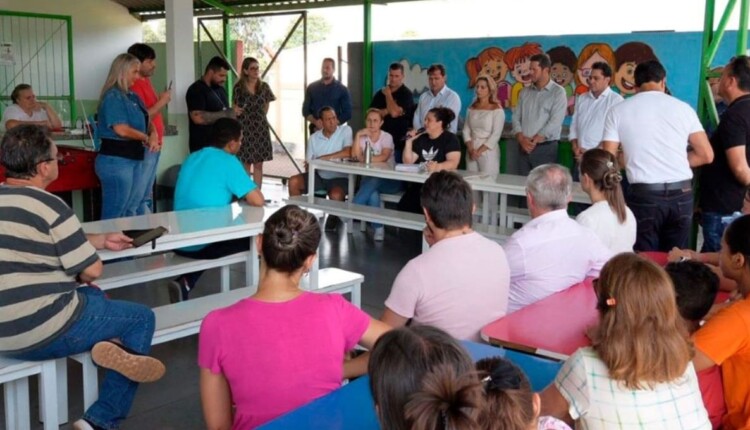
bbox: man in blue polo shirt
[168,118,264,302]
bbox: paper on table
[395,163,421,173]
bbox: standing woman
[463,75,504,177]
[576,148,636,253]
[397,107,461,213]
[95,53,158,219]
[233,57,276,189]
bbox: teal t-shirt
[174,146,256,250]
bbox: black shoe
[167,277,190,303]
[324,215,341,232]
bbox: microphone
[401,128,425,141]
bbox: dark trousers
[174,238,250,288]
[626,185,693,252]
[519,140,559,176]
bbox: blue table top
[259,341,562,430]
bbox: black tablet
[123,226,168,248]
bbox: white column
[165,0,194,114]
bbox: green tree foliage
[275,15,331,49]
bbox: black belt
[537,140,558,146]
[629,180,692,192]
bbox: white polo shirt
[601,91,704,184]
[307,125,352,179]
[2,104,49,130]
[569,87,624,151]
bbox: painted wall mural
[373,31,740,124]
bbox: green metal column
[739,0,749,55]
[362,0,373,120]
[223,16,234,101]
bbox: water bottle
[364,138,373,165]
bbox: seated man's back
[381,171,511,341]
[506,164,612,313]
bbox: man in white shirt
[288,106,352,202]
[505,164,612,313]
[381,171,510,341]
[601,60,714,251]
[569,62,624,181]
[512,54,568,175]
[413,64,461,133]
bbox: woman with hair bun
[540,253,710,428]
[198,205,389,429]
[576,148,636,253]
[369,325,485,430]
[476,357,570,430]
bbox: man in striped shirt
[0,125,165,430]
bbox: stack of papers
[395,164,422,173]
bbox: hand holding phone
[123,226,168,249]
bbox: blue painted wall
[372,31,744,122]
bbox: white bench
[0,357,59,430]
[72,268,364,410]
[98,251,254,292]
[287,196,514,246]
[505,206,531,228]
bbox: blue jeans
[131,150,160,215]
[353,177,403,229]
[626,187,693,252]
[10,287,155,430]
[700,212,728,252]
[96,154,143,219]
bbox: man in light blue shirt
[289,106,352,201]
[168,118,264,302]
[413,64,461,133]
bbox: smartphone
[168,80,173,90]
[123,226,168,248]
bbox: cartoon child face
[481,59,508,83]
[551,63,573,87]
[576,52,607,89]
[511,58,533,86]
[615,61,637,95]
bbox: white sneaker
[73,419,94,430]
[373,227,385,241]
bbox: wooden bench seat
[288,196,515,244]
[0,357,58,430]
[98,251,253,292]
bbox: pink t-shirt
[385,232,510,341]
[198,292,370,429]
[357,131,395,164]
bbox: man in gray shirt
[511,53,567,175]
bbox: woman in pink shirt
[199,205,390,429]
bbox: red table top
[481,278,598,360]
[482,252,731,361]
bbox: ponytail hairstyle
[260,205,321,273]
[475,357,535,430]
[580,148,627,224]
[369,326,485,430]
[428,107,456,131]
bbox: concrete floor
[0,179,423,430]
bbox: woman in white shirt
[576,148,636,253]
[2,84,62,130]
[539,253,711,429]
[462,75,504,177]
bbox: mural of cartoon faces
[613,42,658,96]
[466,47,511,107]
[574,43,616,95]
[551,62,574,88]
[504,42,543,107]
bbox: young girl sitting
[198,205,390,429]
[476,357,571,430]
[576,148,636,253]
[368,325,485,430]
[540,253,711,428]
[693,214,750,429]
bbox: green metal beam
[704,0,738,68]
[200,0,239,15]
[740,0,749,54]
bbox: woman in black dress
[397,106,462,213]
[233,57,276,189]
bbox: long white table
[82,203,272,287]
[308,159,589,225]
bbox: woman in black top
[398,107,461,213]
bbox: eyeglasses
[39,153,62,164]
[248,66,260,70]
